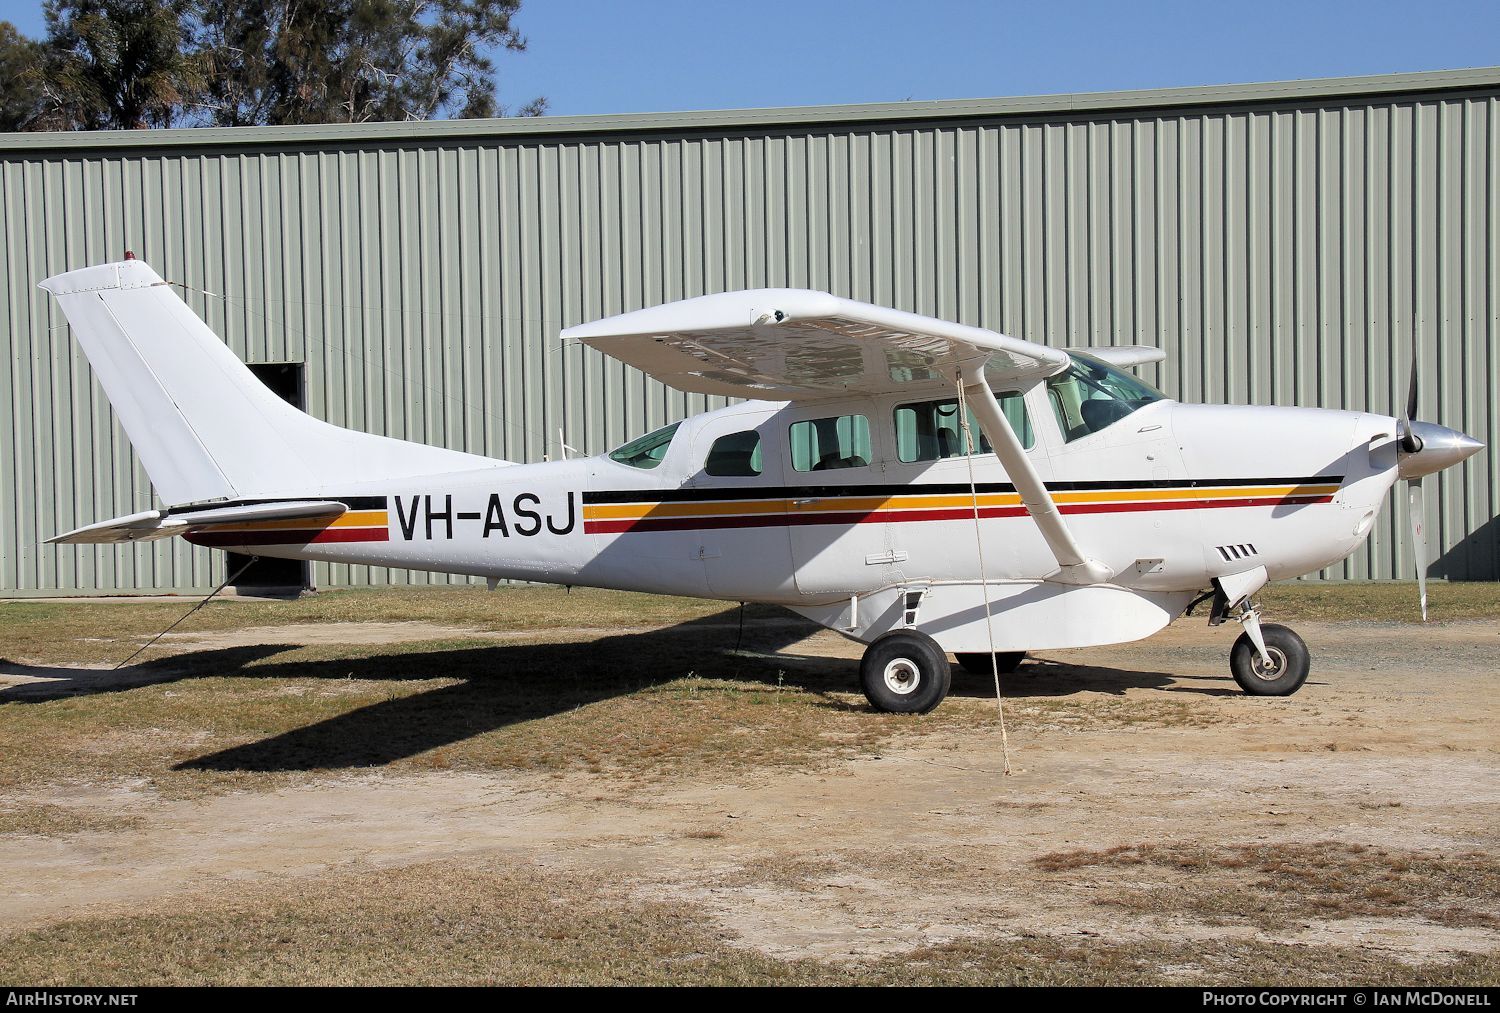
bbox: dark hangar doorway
[228,362,310,594]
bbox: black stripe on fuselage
[165,495,389,516]
[581,476,1344,505]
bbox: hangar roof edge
[3,66,1498,153]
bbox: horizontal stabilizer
[48,500,348,545]
[47,510,179,545]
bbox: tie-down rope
[955,378,1014,776]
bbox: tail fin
[40,260,506,507]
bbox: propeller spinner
[1392,355,1485,621]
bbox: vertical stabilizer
[40,260,507,507]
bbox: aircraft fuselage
[186,388,1404,652]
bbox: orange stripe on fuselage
[581,485,1339,523]
[187,510,388,533]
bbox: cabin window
[893,393,1033,462]
[789,415,871,472]
[704,430,763,476]
[608,422,680,469]
[1046,353,1166,442]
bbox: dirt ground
[1,602,1497,983]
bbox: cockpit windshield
[1046,353,1166,442]
[607,422,680,469]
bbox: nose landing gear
[1204,572,1311,696]
[1228,619,1310,695]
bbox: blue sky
[2,0,1497,116]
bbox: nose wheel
[1202,582,1312,697]
[1229,620,1310,695]
[859,630,952,713]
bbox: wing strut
[958,361,1115,586]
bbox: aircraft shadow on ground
[958,658,1245,699]
[0,606,1227,773]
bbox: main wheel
[1229,623,1310,696]
[954,651,1025,675]
[859,630,952,714]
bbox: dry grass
[0,645,1226,802]
[1001,693,1224,731]
[2,581,1492,670]
[0,583,1489,805]
[0,590,835,798]
[1,854,1492,986]
[0,858,819,987]
[1032,842,1500,931]
[3,585,1495,986]
[0,801,144,837]
[886,938,1499,987]
[0,587,738,667]
[1,586,1235,802]
[1259,581,1500,623]
[0,627,968,800]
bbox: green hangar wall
[1,68,1496,594]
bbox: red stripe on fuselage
[1061,494,1335,515]
[581,494,1334,535]
[185,527,390,547]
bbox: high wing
[563,289,1070,400]
[571,289,1114,585]
[48,500,348,545]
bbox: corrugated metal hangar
[1,67,1496,595]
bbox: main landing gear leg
[1209,587,1310,697]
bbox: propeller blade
[1406,348,1419,423]
[1409,477,1428,622]
[1398,349,1423,454]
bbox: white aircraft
[40,259,1483,713]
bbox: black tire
[860,630,952,714]
[1229,623,1310,696]
[954,651,1025,675]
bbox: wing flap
[48,500,348,544]
[565,290,1070,400]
